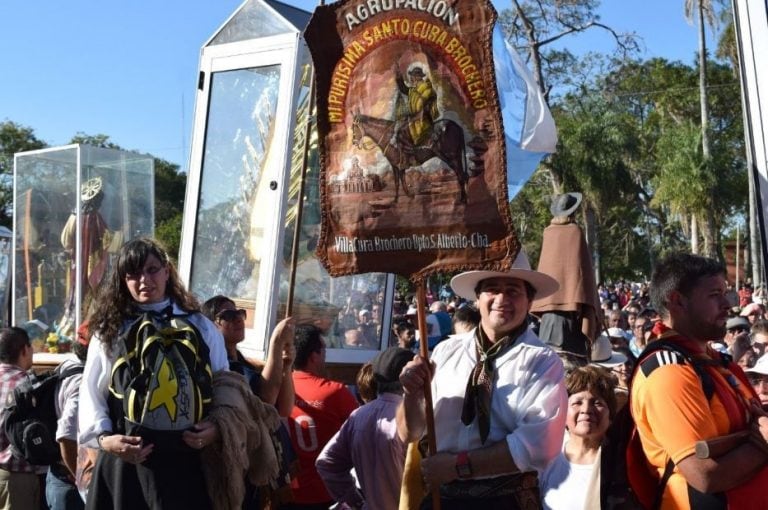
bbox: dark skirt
[420,472,542,510]
[86,444,211,510]
[537,311,590,357]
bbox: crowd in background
[5,236,768,510]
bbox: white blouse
[78,299,228,447]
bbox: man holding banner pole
[397,251,568,509]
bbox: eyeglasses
[216,309,246,322]
[727,327,748,334]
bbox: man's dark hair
[294,324,324,370]
[392,319,414,335]
[0,327,30,364]
[650,253,725,317]
[453,305,480,330]
[202,295,235,322]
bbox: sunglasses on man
[216,308,247,322]
[727,326,748,334]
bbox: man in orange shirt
[630,253,768,509]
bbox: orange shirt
[631,343,761,509]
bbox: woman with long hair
[78,237,228,509]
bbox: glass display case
[13,144,154,352]
[180,0,395,371]
[0,226,11,327]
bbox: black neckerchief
[461,321,527,444]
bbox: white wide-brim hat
[746,353,768,376]
[450,250,559,301]
[591,334,628,368]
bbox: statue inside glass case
[57,177,123,342]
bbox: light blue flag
[492,25,558,199]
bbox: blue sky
[0,0,715,168]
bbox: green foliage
[508,45,745,280]
[509,168,553,264]
[652,122,710,215]
[0,121,47,227]
[155,212,183,262]
[69,133,121,149]
[153,158,187,225]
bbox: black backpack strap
[652,460,675,510]
[56,363,84,381]
[638,340,716,400]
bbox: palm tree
[684,0,718,256]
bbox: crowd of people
[3,235,768,510]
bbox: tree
[499,0,639,193]
[153,158,187,258]
[69,133,121,149]
[716,8,763,285]
[0,121,47,227]
[685,0,718,256]
[602,56,743,261]
[548,95,644,280]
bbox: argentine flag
[493,25,557,199]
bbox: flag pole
[416,280,441,510]
[285,66,316,318]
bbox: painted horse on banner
[351,113,469,204]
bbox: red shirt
[739,288,753,308]
[287,370,358,504]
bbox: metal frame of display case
[179,0,396,372]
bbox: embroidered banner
[304,0,519,279]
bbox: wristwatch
[455,451,472,479]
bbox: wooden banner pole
[285,68,317,318]
[416,280,441,510]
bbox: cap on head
[372,347,415,385]
[726,317,750,331]
[449,250,559,301]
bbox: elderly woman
[78,238,229,509]
[541,365,618,510]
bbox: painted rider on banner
[304,0,528,279]
[393,64,441,151]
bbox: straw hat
[450,250,559,301]
[591,334,628,368]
